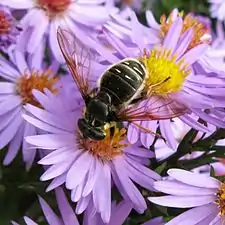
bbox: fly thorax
[86,93,111,125]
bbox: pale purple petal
[0,0,35,9]
[166,203,218,225]
[0,96,21,116]
[154,180,217,196]
[66,151,93,189]
[38,196,62,225]
[47,173,67,192]
[55,187,79,225]
[3,122,25,165]
[25,134,75,150]
[38,146,76,165]
[24,217,38,225]
[167,169,220,188]
[41,158,75,181]
[113,157,146,213]
[0,114,23,149]
[108,201,132,225]
[149,195,215,208]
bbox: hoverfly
[57,28,186,141]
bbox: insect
[57,28,187,141]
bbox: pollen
[140,48,191,96]
[79,127,128,161]
[0,10,11,34]
[160,11,211,50]
[37,0,71,18]
[216,183,225,216]
[16,69,59,107]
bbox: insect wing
[117,96,188,122]
[57,28,93,101]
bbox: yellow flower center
[79,127,128,161]
[216,183,225,216]
[0,10,11,34]
[160,11,211,50]
[16,69,59,107]
[37,0,71,18]
[140,48,191,96]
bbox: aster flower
[0,0,116,62]
[0,46,62,168]
[0,5,21,51]
[12,187,133,225]
[22,83,160,223]
[149,169,225,225]
[94,9,225,149]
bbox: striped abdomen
[99,59,146,106]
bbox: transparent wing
[117,96,188,122]
[57,27,94,101]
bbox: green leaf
[155,162,167,175]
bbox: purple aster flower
[12,187,133,225]
[22,83,161,223]
[94,9,225,149]
[0,46,62,168]
[149,169,225,225]
[0,0,116,62]
[0,5,21,51]
[209,0,225,21]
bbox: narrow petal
[41,159,74,181]
[0,0,34,9]
[108,201,133,225]
[0,83,16,94]
[24,217,38,225]
[27,11,48,53]
[166,203,218,225]
[38,146,76,165]
[47,173,67,192]
[0,96,21,116]
[66,151,93,189]
[25,134,75,150]
[0,114,23,149]
[163,17,183,51]
[14,51,29,74]
[38,196,62,225]
[154,180,217,196]
[168,169,220,188]
[55,187,79,225]
[113,157,147,213]
[24,104,75,132]
[3,123,24,165]
[148,195,215,208]
[182,44,208,65]
[93,163,111,223]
